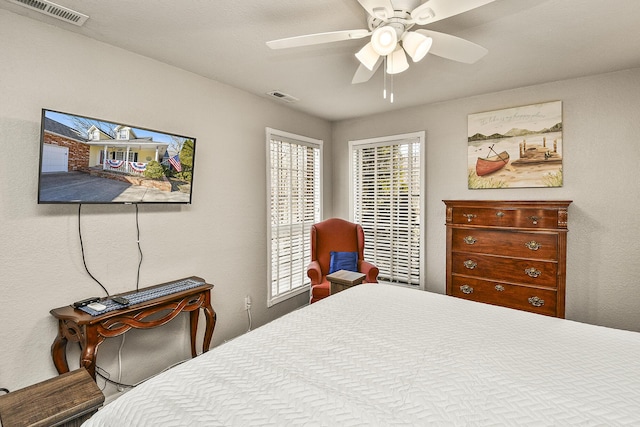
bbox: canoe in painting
[476,151,509,176]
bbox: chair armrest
[307,260,323,285]
[360,261,379,283]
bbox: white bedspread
[84,284,640,426]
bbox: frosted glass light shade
[371,26,397,56]
[387,47,409,74]
[402,32,433,62]
[355,42,380,71]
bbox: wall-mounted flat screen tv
[38,109,196,204]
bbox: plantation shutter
[267,128,322,305]
[351,134,423,286]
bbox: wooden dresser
[444,200,571,317]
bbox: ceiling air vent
[7,0,89,26]
[267,91,299,103]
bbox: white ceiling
[3,0,640,121]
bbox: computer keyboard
[79,277,206,316]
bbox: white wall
[0,10,331,395]
[333,68,640,333]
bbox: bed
[84,284,640,426]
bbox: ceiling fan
[267,0,495,85]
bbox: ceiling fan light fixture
[355,42,380,71]
[371,26,398,56]
[386,47,409,75]
[402,32,433,62]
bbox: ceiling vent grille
[267,91,299,103]
[7,0,89,26]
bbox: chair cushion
[329,251,358,274]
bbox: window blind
[267,129,322,305]
[351,135,422,286]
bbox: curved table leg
[189,309,199,357]
[189,299,217,356]
[80,327,101,379]
[202,305,216,354]
[51,321,70,374]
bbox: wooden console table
[50,277,216,380]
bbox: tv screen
[38,109,196,204]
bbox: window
[267,128,322,306]
[110,151,137,161]
[350,132,424,288]
[117,128,129,140]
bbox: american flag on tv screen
[169,154,182,172]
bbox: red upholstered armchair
[307,218,378,303]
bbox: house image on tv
[85,124,169,175]
[42,117,169,177]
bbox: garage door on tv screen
[38,109,196,204]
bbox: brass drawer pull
[460,285,474,294]
[464,260,478,270]
[494,284,505,292]
[525,241,541,251]
[528,296,545,307]
[528,215,540,225]
[463,213,477,223]
[525,267,541,278]
[463,236,477,245]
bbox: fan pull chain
[383,56,387,99]
[382,55,394,103]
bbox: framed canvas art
[468,101,563,189]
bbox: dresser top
[443,200,572,209]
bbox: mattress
[84,284,640,426]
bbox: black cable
[77,206,146,393]
[78,204,110,296]
[0,387,9,394]
[96,366,135,390]
[95,357,187,392]
[135,203,143,292]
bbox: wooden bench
[0,369,104,427]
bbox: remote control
[112,296,129,305]
[87,302,107,311]
[73,297,100,308]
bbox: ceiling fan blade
[266,29,370,50]
[416,30,488,63]
[411,0,495,25]
[352,58,383,84]
[357,0,394,20]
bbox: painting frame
[467,101,563,189]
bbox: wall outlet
[244,295,251,311]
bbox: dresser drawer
[450,206,559,229]
[451,252,557,287]
[451,228,558,260]
[451,276,557,316]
